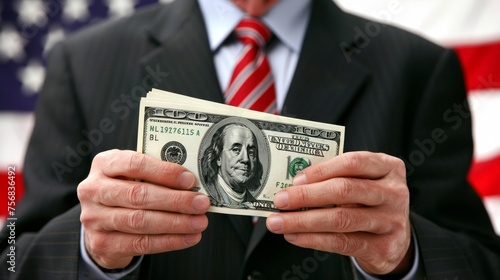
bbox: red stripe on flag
[469,155,500,197]
[0,170,25,217]
[454,41,500,92]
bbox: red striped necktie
[224,17,278,114]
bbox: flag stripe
[336,0,500,45]
[0,112,33,218]
[467,90,500,162]
[455,41,500,92]
[469,156,500,197]
[0,112,35,169]
[0,170,25,218]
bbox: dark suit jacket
[1,0,500,279]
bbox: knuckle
[333,209,351,231]
[378,216,394,234]
[393,216,409,234]
[169,192,185,211]
[336,178,354,201]
[128,152,147,175]
[378,238,398,260]
[387,180,409,206]
[128,210,147,231]
[93,150,117,166]
[158,161,177,178]
[313,163,328,180]
[393,157,406,176]
[335,234,365,256]
[132,235,150,254]
[77,177,97,201]
[128,184,147,207]
[88,233,109,256]
[79,211,96,227]
[333,233,352,254]
[96,258,116,270]
[383,154,406,178]
[387,247,399,261]
[345,152,364,170]
[294,186,310,204]
[294,215,310,231]
[79,208,103,231]
[76,182,89,201]
[92,152,107,165]
[400,190,410,207]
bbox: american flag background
[1,0,499,234]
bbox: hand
[266,152,413,276]
[77,150,211,269]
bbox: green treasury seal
[289,157,310,178]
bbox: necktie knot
[235,17,272,48]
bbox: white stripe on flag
[468,90,500,162]
[484,196,500,236]
[0,112,35,169]
[335,0,500,46]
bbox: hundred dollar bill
[137,89,345,217]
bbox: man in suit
[201,122,263,208]
[1,0,500,279]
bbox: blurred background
[1,0,499,234]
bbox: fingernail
[190,215,207,230]
[178,171,195,188]
[292,173,307,185]
[274,191,289,208]
[284,234,296,242]
[184,233,201,245]
[192,194,210,212]
[267,215,283,231]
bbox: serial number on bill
[148,125,201,136]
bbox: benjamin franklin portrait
[199,117,269,208]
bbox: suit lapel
[283,0,370,124]
[245,217,268,260]
[139,0,223,103]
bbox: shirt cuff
[78,225,143,280]
[351,228,422,280]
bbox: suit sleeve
[0,205,81,280]
[406,48,500,279]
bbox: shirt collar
[217,174,246,203]
[197,0,312,53]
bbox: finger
[266,207,392,235]
[281,231,411,275]
[92,150,196,190]
[85,207,209,235]
[86,230,202,269]
[275,177,388,210]
[293,152,405,185]
[280,231,373,258]
[94,177,210,214]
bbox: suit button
[247,270,263,280]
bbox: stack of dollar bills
[137,89,345,217]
